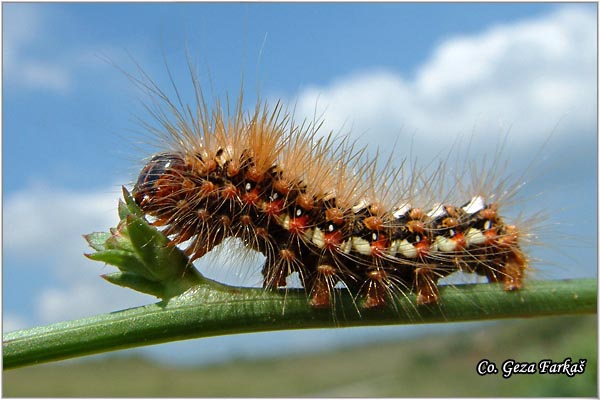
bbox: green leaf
[121,186,145,217]
[83,232,112,251]
[101,272,167,298]
[85,250,151,277]
[104,224,135,252]
[125,215,191,281]
[85,189,206,300]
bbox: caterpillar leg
[309,264,338,308]
[363,267,390,308]
[261,248,299,289]
[500,247,527,291]
[414,265,441,305]
[482,224,527,291]
[498,225,527,291]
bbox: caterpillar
[130,68,529,310]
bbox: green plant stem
[3,278,596,369]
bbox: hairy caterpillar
[130,66,529,309]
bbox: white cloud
[3,4,73,93]
[2,4,41,57]
[293,6,596,157]
[2,4,128,94]
[19,62,71,92]
[4,183,120,258]
[36,282,150,325]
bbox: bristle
[130,65,533,312]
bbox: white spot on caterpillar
[279,214,291,230]
[388,239,399,256]
[216,150,228,166]
[341,239,352,254]
[352,198,369,214]
[465,228,486,246]
[463,195,485,214]
[352,236,371,255]
[434,235,456,252]
[302,228,313,243]
[392,203,411,219]
[392,239,417,259]
[312,227,325,249]
[427,203,445,218]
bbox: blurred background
[3,2,597,396]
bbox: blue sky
[3,3,597,365]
